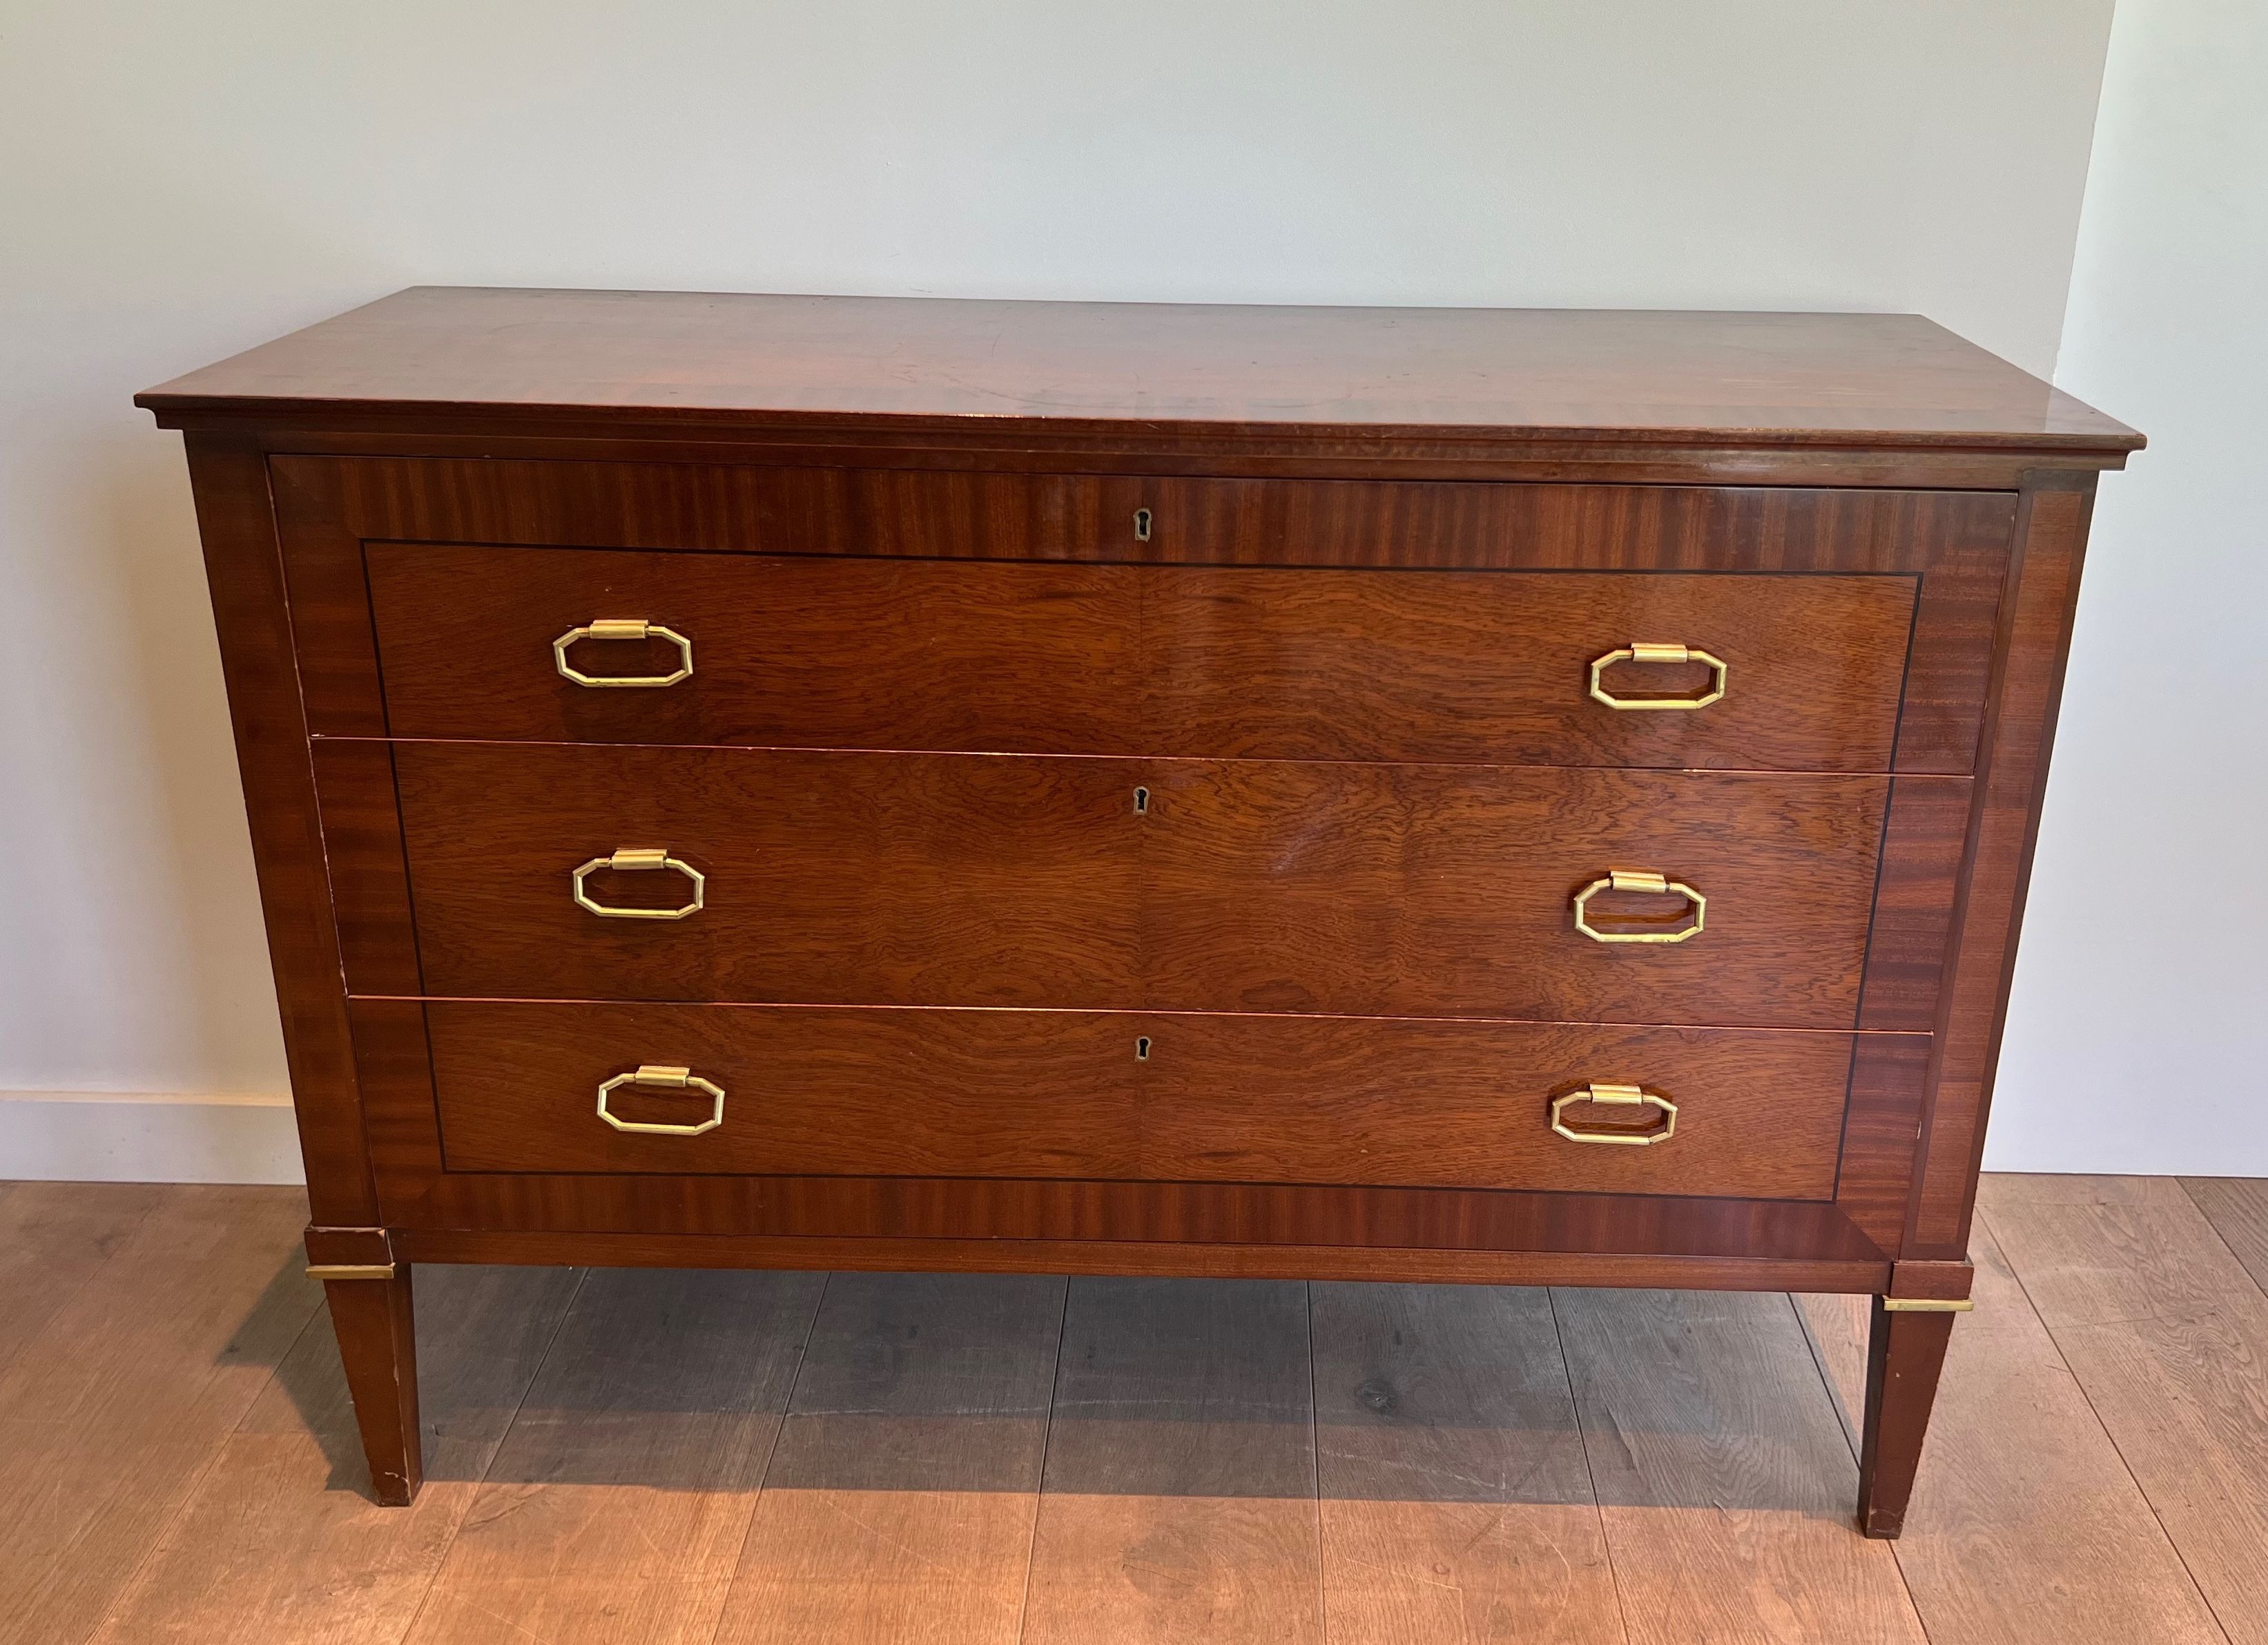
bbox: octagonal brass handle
[1551,1081,1678,1146]
[554,619,693,688]
[597,1065,725,1136]
[572,848,705,921]
[1589,643,1726,710]
[1573,869,1706,944]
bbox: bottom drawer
[429,1002,1861,1201]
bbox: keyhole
[1133,786,1150,814]
[1135,1036,1152,1061]
[1133,508,1153,543]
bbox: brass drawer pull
[572,847,705,920]
[553,619,694,688]
[1573,869,1705,944]
[1551,1081,1678,1146]
[1589,643,1727,711]
[597,1065,725,1136]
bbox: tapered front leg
[1857,1296,1958,1537]
[319,1263,423,1505]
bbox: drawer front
[369,544,1144,758]
[396,742,1142,1009]
[394,744,1886,1028]
[1142,761,1887,1027]
[428,1001,1861,1200]
[368,543,1915,771]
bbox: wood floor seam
[1789,1289,1863,1460]
[389,1264,590,1645]
[1302,1280,1329,1645]
[705,1269,831,1645]
[739,1267,831,1497]
[78,1376,260,1645]
[1790,1284,1978,1645]
[2178,1177,2268,1307]
[43,1189,329,1645]
[1789,1275,1950,1645]
[1975,1198,2240,1645]
[1011,1273,1072,1645]
[0,1186,166,1389]
[1543,1285,1635,1645]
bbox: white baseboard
[0,1090,304,1184]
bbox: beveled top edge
[138,285,2143,456]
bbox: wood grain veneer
[367,543,1918,771]
[182,440,378,1227]
[424,1000,1866,1200]
[282,459,2013,772]
[139,288,2138,459]
[385,741,1894,1027]
[1139,758,1890,1026]
[144,289,2138,1536]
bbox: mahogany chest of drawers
[140,288,2140,1535]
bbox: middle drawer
[389,742,1888,1029]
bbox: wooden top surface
[138,285,2139,454]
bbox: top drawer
[365,544,1919,771]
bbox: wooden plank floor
[3,1177,2265,1644]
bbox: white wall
[0,2,2139,1176]
[1987,0,2268,1174]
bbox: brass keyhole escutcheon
[1133,786,1150,814]
[1133,507,1154,542]
[1135,1036,1152,1061]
